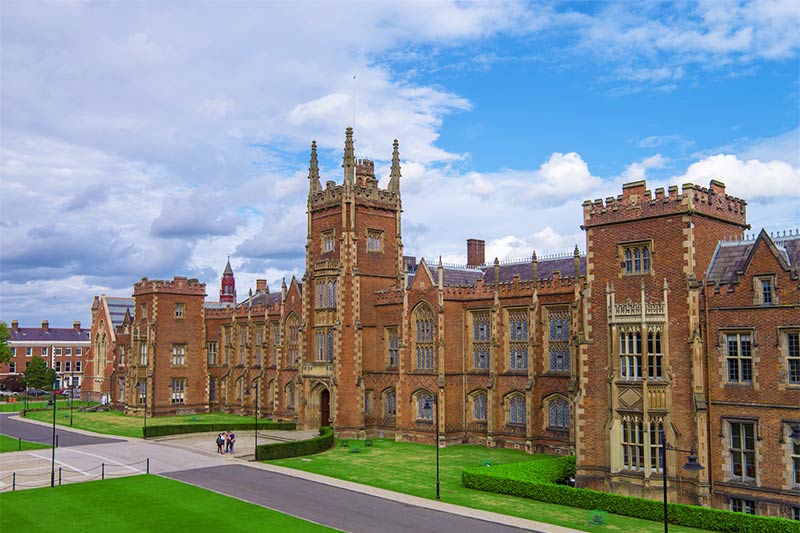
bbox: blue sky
[1,0,798,327]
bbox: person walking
[224,431,231,453]
[228,430,236,454]
[216,433,224,454]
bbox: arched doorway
[320,389,330,427]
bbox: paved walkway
[0,414,581,533]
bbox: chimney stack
[256,279,267,292]
[73,321,81,331]
[41,320,49,332]
[11,320,19,332]
[467,239,485,267]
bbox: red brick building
[1,320,90,391]
[86,129,798,518]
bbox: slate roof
[106,297,135,328]
[10,326,90,343]
[237,291,282,308]
[706,232,799,285]
[204,302,231,310]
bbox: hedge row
[143,421,295,438]
[462,466,799,533]
[256,426,334,460]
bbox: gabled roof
[706,230,798,286]
[106,297,135,328]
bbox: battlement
[134,276,207,296]
[309,178,399,208]
[583,180,747,228]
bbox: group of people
[215,431,236,454]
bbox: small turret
[308,140,321,196]
[388,139,401,193]
[343,127,355,187]
[220,256,236,304]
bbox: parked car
[0,390,19,397]
[26,389,49,396]
[61,389,80,398]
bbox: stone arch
[306,381,331,429]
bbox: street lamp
[254,381,260,451]
[139,376,149,438]
[423,393,440,500]
[69,364,75,427]
[659,429,704,533]
[50,389,57,488]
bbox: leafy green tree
[24,357,56,391]
[0,321,12,365]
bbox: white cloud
[621,154,667,182]
[674,154,800,198]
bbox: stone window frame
[285,381,296,410]
[779,328,800,386]
[619,326,643,380]
[285,314,300,367]
[646,328,664,380]
[170,378,186,404]
[648,417,664,474]
[620,415,645,472]
[469,310,491,371]
[235,376,244,401]
[208,377,217,403]
[271,321,281,365]
[137,380,146,405]
[545,306,570,373]
[321,229,335,254]
[545,394,570,431]
[75,361,82,372]
[55,361,62,372]
[618,240,653,276]
[138,343,147,366]
[753,274,777,305]
[315,278,338,309]
[782,423,800,489]
[382,387,396,418]
[366,229,383,253]
[506,308,529,371]
[207,341,217,365]
[314,327,334,362]
[364,389,373,416]
[729,497,756,515]
[413,303,435,371]
[171,344,186,366]
[41,347,48,356]
[25,347,33,356]
[413,389,435,421]
[469,389,487,422]
[65,360,71,372]
[723,418,759,484]
[8,361,15,373]
[385,326,399,368]
[174,302,185,319]
[724,331,754,384]
[504,391,526,427]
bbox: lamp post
[423,394,440,500]
[69,364,75,427]
[254,381,260,452]
[50,389,57,487]
[140,376,149,438]
[659,429,704,533]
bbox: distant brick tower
[300,129,405,437]
[220,257,236,304]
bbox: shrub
[256,426,334,460]
[462,465,799,533]
[143,421,295,438]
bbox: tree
[24,357,56,391]
[0,321,11,365]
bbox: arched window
[507,393,526,426]
[414,304,435,370]
[470,391,487,421]
[547,395,570,429]
[235,377,244,401]
[286,314,299,366]
[415,390,434,421]
[285,382,296,410]
[382,388,396,418]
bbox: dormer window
[754,275,776,305]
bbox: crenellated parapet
[583,179,747,229]
[134,276,206,296]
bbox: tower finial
[388,139,401,193]
[343,127,355,187]
[308,140,321,195]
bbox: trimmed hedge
[143,421,295,438]
[462,464,800,533]
[256,426,334,460]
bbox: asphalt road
[165,464,531,533]
[0,412,122,447]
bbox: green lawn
[0,434,50,453]
[22,408,267,438]
[0,399,93,412]
[270,439,712,533]
[0,474,334,532]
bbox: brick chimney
[11,320,18,332]
[467,239,485,267]
[256,279,267,291]
[73,321,81,331]
[41,320,49,332]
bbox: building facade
[85,129,799,518]
[1,320,90,390]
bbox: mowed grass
[0,474,334,532]
[23,408,266,438]
[0,434,50,453]
[270,439,712,533]
[0,399,92,412]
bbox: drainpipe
[703,284,714,503]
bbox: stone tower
[301,128,405,437]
